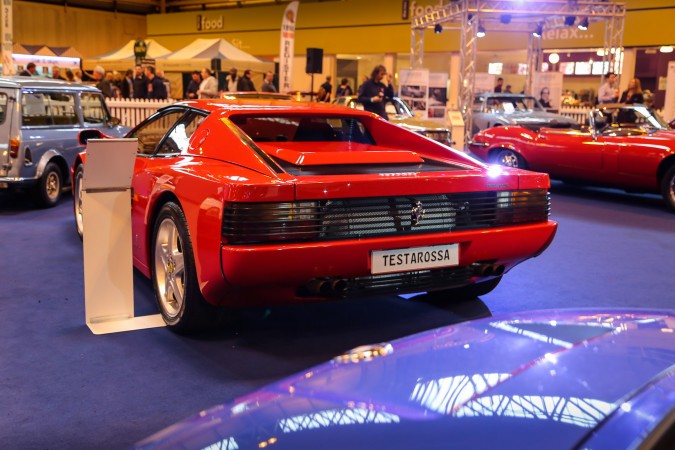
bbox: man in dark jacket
[93,65,114,98]
[145,66,167,99]
[236,69,256,91]
[357,65,394,119]
[132,65,148,99]
[20,62,36,77]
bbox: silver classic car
[472,93,578,135]
[334,95,453,146]
[0,77,128,207]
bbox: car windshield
[593,106,671,132]
[229,114,376,144]
[477,96,545,114]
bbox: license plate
[371,244,459,275]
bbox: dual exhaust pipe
[306,278,348,298]
[473,263,505,277]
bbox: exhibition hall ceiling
[23,0,333,15]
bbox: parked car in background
[72,99,556,332]
[221,91,295,101]
[469,103,675,211]
[0,77,128,207]
[334,95,453,146]
[133,308,675,450]
[471,93,578,135]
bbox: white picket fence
[105,98,175,128]
[105,98,665,129]
[558,106,591,125]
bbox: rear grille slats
[222,190,550,244]
[346,267,475,297]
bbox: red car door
[532,129,605,181]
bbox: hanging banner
[664,61,675,122]
[1,0,14,75]
[278,1,299,94]
[399,68,430,118]
[428,72,448,121]
[533,72,564,112]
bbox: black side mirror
[79,129,106,145]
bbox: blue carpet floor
[1,181,673,449]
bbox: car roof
[167,98,376,116]
[0,76,101,92]
[476,93,534,98]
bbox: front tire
[661,165,675,212]
[34,161,62,208]
[152,202,216,333]
[493,148,527,169]
[73,165,84,239]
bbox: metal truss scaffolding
[411,0,626,146]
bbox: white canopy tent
[157,38,273,97]
[84,39,173,71]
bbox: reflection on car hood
[500,112,577,124]
[392,117,449,131]
[134,309,675,450]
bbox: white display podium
[447,110,465,151]
[82,139,165,334]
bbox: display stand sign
[428,72,449,121]
[533,71,564,112]
[82,139,165,335]
[664,61,675,123]
[399,68,430,118]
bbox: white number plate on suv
[371,244,459,275]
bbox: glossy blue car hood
[135,309,675,450]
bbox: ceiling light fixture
[578,17,589,30]
[434,23,443,34]
[477,24,486,38]
[533,23,543,38]
[660,45,674,53]
[564,16,576,26]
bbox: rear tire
[73,165,84,239]
[152,202,216,333]
[661,165,675,212]
[493,148,527,169]
[33,162,62,208]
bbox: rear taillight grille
[222,190,550,245]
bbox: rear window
[229,115,375,144]
[22,92,78,126]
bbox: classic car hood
[134,309,675,450]
[503,111,577,126]
[391,116,449,131]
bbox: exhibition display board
[82,139,164,335]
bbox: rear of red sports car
[112,100,557,332]
[183,104,556,304]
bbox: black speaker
[305,48,323,74]
[211,58,221,72]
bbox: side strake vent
[222,190,550,245]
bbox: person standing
[357,65,394,120]
[225,67,239,92]
[185,71,201,99]
[494,77,504,93]
[237,69,256,91]
[93,65,114,98]
[20,63,36,76]
[318,75,333,102]
[261,71,277,93]
[336,78,353,97]
[598,72,619,104]
[197,68,218,99]
[51,67,65,80]
[121,69,134,99]
[145,66,167,99]
[619,78,644,105]
[132,65,148,99]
